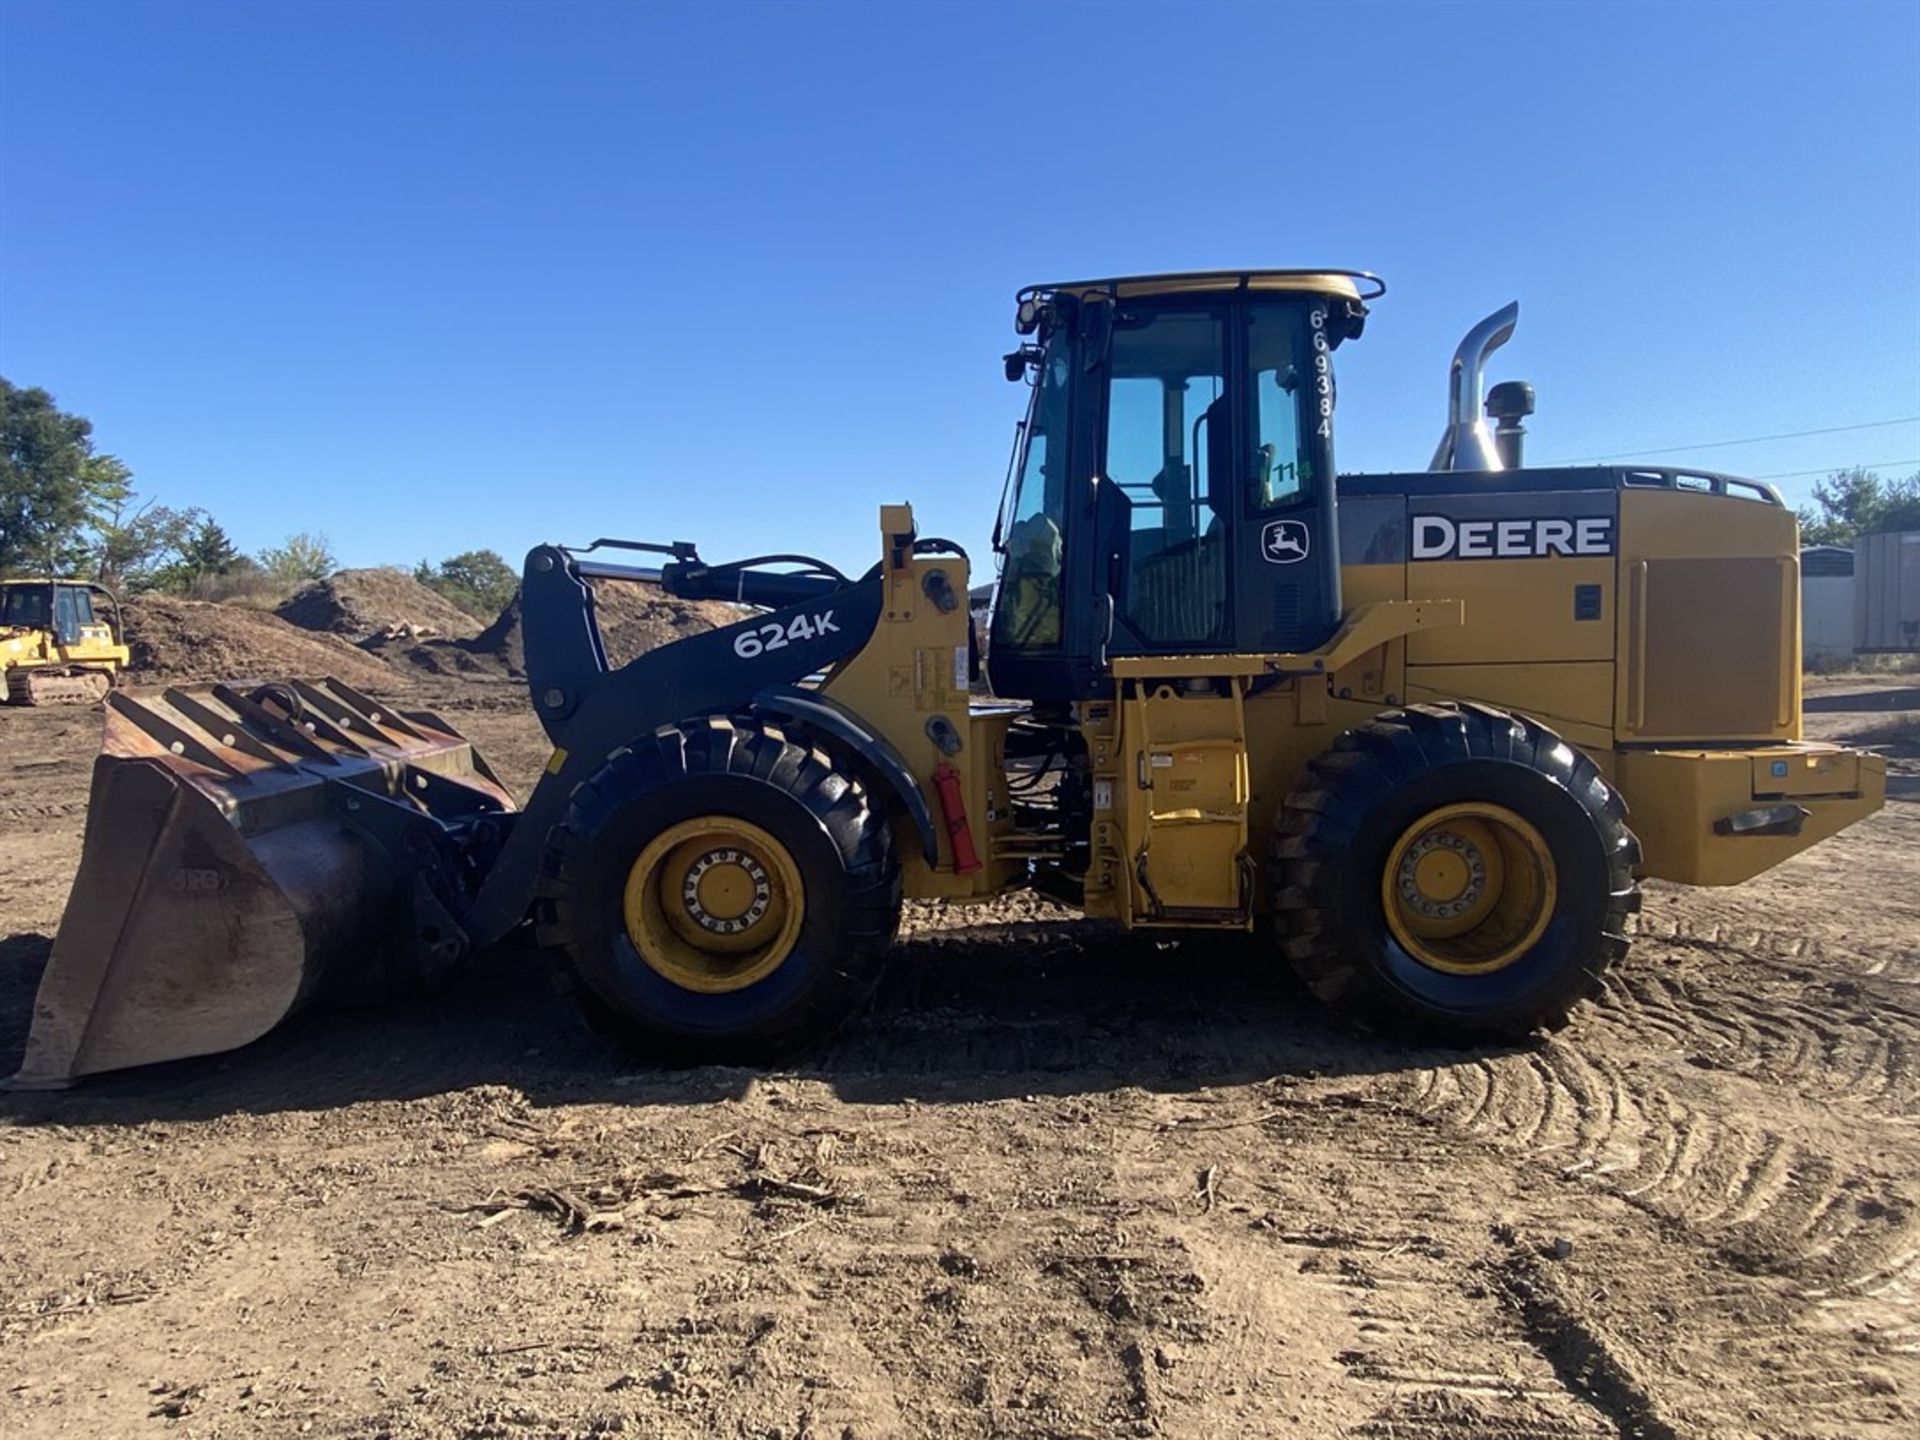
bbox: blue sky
[2,1,1916,577]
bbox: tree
[145,513,245,594]
[97,500,198,592]
[2,378,253,593]
[1797,468,1920,546]
[179,516,242,577]
[260,531,336,583]
[75,454,136,573]
[0,378,114,575]
[415,548,517,618]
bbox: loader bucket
[7,678,516,1089]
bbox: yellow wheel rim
[622,817,805,994]
[1381,802,1557,975]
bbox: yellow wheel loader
[1,578,129,706]
[9,270,1886,1088]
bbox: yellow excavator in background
[0,578,129,706]
[8,269,1887,1088]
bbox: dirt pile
[120,595,404,692]
[275,568,482,644]
[455,578,745,676]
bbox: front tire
[1270,703,1638,1039]
[539,718,902,1061]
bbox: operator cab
[988,270,1378,703]
[0,580,118,647]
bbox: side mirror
[1003,345,1043,383]
[1080,300,1112,372]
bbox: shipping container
[1854,529,1920,654]
[1801,544,1855,664]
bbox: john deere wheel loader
[10,270,1886,1088]
[1,578,129,706]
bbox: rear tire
[539,718,902,1061]
[1270,703,1638,1039]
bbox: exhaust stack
[1428,301,1519,472]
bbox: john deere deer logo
[1261,519,1310,565]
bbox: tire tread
[540,719,901,1060]
[1268,703,1639,1039]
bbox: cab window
[1249,306,1313,510]
[54,586,80,643]
[1103,308,1230,646]
[993,341,1073,650]
[2,586,52,629]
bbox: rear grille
[1632,557,1788,739]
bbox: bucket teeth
[8,678,517,1089]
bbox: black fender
[470,575,885,945]
[751,685,939,868]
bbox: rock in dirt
[275,568,483,645]
[120,595,406,693]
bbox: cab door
[1230,302,1343,654]
[1092,297,1345,660]
[53,585,83,649]
[1097,303,1236,655]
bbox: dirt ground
[1,674,1915,1440]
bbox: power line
[1751,458,1920,481]
[1547,416,1920,465]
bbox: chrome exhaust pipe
[1428,301,1519,472]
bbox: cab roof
[1020,268,1386,304]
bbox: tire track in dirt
[1509,1228,1914,1435]
[1633,911,1920,986]
[0,799,90,823]
[1485,1244,1685,1440]
[843,904,1919,1433]
[1599,968,1918,1112]
[1288,1230,1616,1440]
[1140,1100,1623,1439]
[1403,1043,1914,1295]
[1395,978,1918,1437]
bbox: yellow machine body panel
[955,474,1874,926]
[1072,603,1469,925]
[817,507,1019,901]
[1119,685,1250,922]
[1296,473,1868,894]
[1613,488,1799,744]
[1618,744,1884,885]
[1406,556,1616,665]
[11,628,130,671]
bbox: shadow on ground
[1804,685,1920,713]
[0,918,1497,1127]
